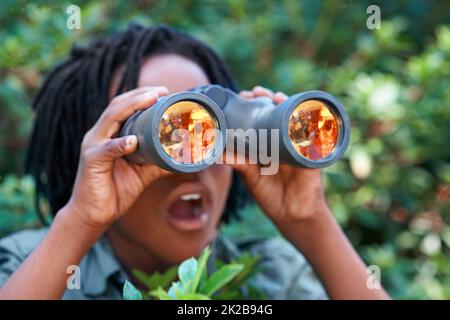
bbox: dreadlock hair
[26,23,250,225]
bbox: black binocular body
[119,85,350,173]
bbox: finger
[134,164,172,187]
[107,86,168,121]
[239,90,254,99]
[222,149,247,167]
[229,161,261,190]
[222,150,256,175]
[111,86,165,104]
[94,87,168,139]
[88,135,138,164]
[273,91,289,105]
[252,86,274,98]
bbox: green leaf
[149,286,172,300]
[202,264,244,297]
[168,281,185,299]
[178,257,197,283]
[198,263,208,293]
[178,257,197,293]
[132,266,177,291]
[192,246,211,293]
[230,253,261,285]
[122,280,143,300]
[180,293,211,300]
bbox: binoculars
[120,85,350,173]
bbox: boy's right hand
[64,86,170,232]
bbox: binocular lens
[159,101,218,164]
[288,99,339,161]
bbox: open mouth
[166,191,209,232]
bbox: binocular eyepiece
[120,85,350,173]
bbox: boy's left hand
[232,86,329,227]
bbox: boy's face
[107,54,233,271]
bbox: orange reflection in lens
[288,100,339,160]
[159,101,217,164]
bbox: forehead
[138,54,210,94]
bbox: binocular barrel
[119,85,350,173]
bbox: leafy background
[0,0,449,299]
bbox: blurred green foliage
[0,0,449,299]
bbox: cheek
[112,188,162,235]
[112,176,175,234]
[217,167,233,194]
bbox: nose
[173,172,202,183]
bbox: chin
[160,228,218,264]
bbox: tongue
[168,199,198,220]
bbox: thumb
[94,135,138,162]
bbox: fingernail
[139,91,158,101]
[275,92,288,100]
[126,135,137,147]
[154,86,169,94]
